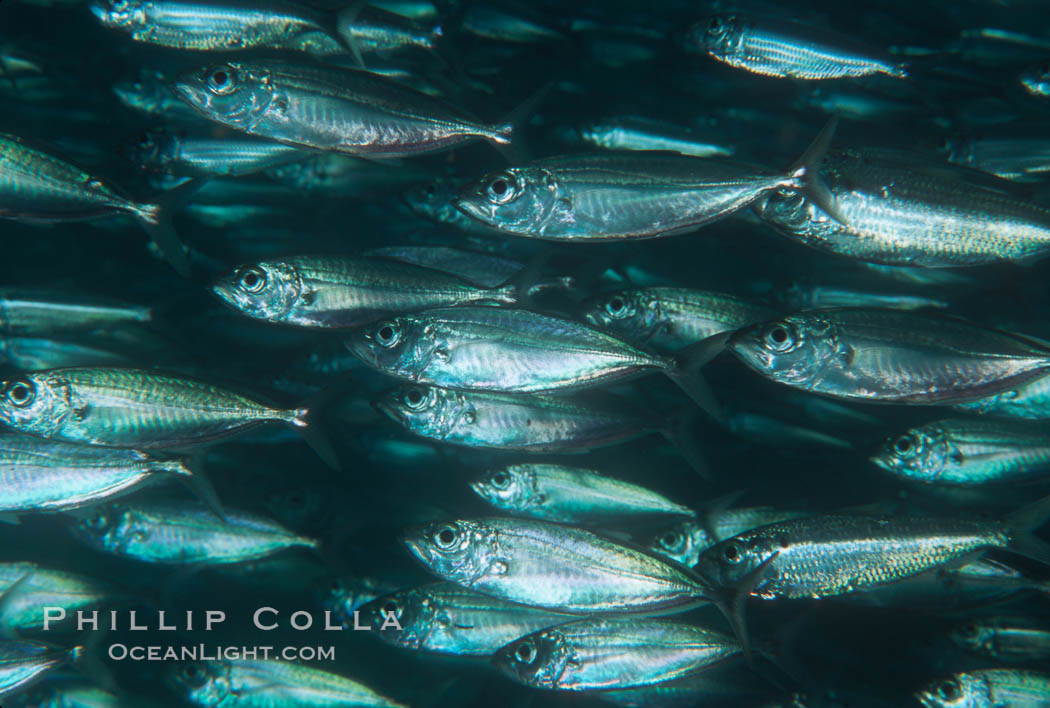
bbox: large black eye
[375,322,400,348]
[763,323,795,352]
[434,525,458,549]
[206,66,236,94]
[661,532,682,549]
[486,173,518,204]
[403,387,427,410]
[709,18,721,31]
[893,434,916,456]
[6,381,34,408]
[722,543,743,564]
[382,600,400,617]
[514,641,536,663]
[938,679,960,700]
[605,295,626,316]
[490,471,510,489]
[238,267,266,293]
[180,663,207,688]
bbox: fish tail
[665,335,731,424]
[786,115,847,226]
[132,193,191,278]
[1005,494,1050,566]
[485,81,553,157]
[167,455,227,523]
[280,406,311,428]
[491,251,551,305]
[333,5,368,68]
[888,62,910,79]
[284,406,342,470]
[661,409,712,480]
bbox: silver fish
[470,464,694,523]
[453,118,837,241]
[916,669,1050,708]
[726,308,1050,404]
[0,367,308,449]
[950,617,1050,663]
[132,128,308,178]
[173,61,519,157]
[754,148,1050,267]
[493,617,742,690]
[578,116,734,158]
[167,658,405,707]
[91,0,347,55]
[0,133,186,275]
[0,563,117,632]
[581,287,775,351]
[337,5,442,58]
[213,256,517,328]
[0,641,81,698]
[361,582,574,655]
[688,15,907,80]
[955,371,1050,419]
[0,434,194,512]
[402,517,709,615]
[941,134,1050,182]
[72,501,317,565]
[871,418,1050,486]
[0,289,150,335]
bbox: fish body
[754,148,1050,267]
[213,256,516,328]
[0,641,80,698]
[727,308,1050,404]
[0,367,307,448]
[0,289,150,335]
[493,617,742,690]
[168,658,405,707]
[454,152,800,241]
[402,517,708,614]
[174,61,512,157]
[91,0,345,55]
[689,15,907,80]
[470,464,694,523]
[361,582,574,655]
[72,501,317,564]
[0,434,191,512]
[872,418,1050,485]
[337,5,441,55]
[133,129,308,178]
[943,135,1050,182]
[374,385,672,453]
[956,372,1050,419]
[0,335,135,370]
[348,306,675,394]
[578,116,734,158]
[916,668,1050,708]
[582,287,775,351]
[950,617,1050,662]
[0,563,116,632]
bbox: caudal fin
[1005,494,1050,566]
[334,3,369,68]
[786,115,847,226]
[168,456,226,523]
[485,81,553,160]
[283,407,342,470]
[661,409,712,480]
[666,335,730,424]
[134,202,190,278]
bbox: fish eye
[661,531,682,549]
[513,640,536,664]
[382,600,400,617]
[433,524,459,549]
[206,66,237,95]
[763,323,796,352]
[422,183,437,197]
[111,0,128,9]
[375,322,401,348]
[960,623,978,638]
[938,679,961,700]
[892,434,917,456]
[485,173,518,204]
[709,18,721,31]
[722,543,743,564]
[237,266,267,293]
[490,470,511,489]
[605,295,627,317]
[403,387,427,410]
[180,662,208,688]
[5,380,34,408]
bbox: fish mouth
[88,1,111,23]
[170,81,207,112]
[451,196,490,224]
[345,335,378,368]
[210,283,243,310]
[371,394,400,423]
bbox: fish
[581,287,775,351]
[113,69,203,121]
[949,617,1050,662]
[0,133,187,275]
[452,117,840,241]
[493,617,743,691]
[692,497,1050,654]
[402,517,710,615]
[72,501,317,564]
[173,61,527,157]
[0,335,136,370]
[336,4,442,59]
[360,582,575,655]
[213,256,518,329]
[1019,62,1050,97]
[955,372,1050,419]
[0,563,117,632]
[577,116,735,157]
[725,308,1050,404]
[90,0,349,56]
[372,385,709,475]
[131,128,308,178]
[871,418,1050,486]
[0,289,150,335]
[753,148,1050,267]
[0,640,81,698]
[687,15,907,80]
[0,434,197,513]
[915,668,1050,708]
[167,658,405,707]
[646,505,811,568]
[316,574,399,627]
[940,134,1050,182]
[403,178,506,236]
[775,281,948,311]
[470,464,694,523]
[0,366,310,450]
[347,306,715,412]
